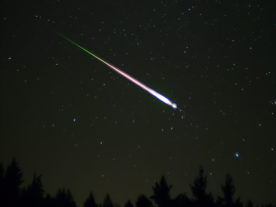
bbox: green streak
[57,33,104,63]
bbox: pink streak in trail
[101,60,152,92]
[97,56,177,109]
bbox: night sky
[1,0,275,206]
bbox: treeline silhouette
[0,159,274,207]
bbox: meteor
[58,33,177,109]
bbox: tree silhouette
[3,159,23,207]
[43,194,56,207]
[245,200,254,207]
[54,188,77,207]
[190,167,213,207]
[21,174,44,207]
[219,174,235,206]
[0,163,4,206]
[0,163,3,184]
[0,159,275,207]
[84,192,97,207]
[217,174,245,207]
[124,200,134,207]
[103,194,113,207]
[235,197,243,207]
[173,193,192,207]
[151,176,172,207]
[136,194,153,207]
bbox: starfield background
[0,0,275,207]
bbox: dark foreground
[0,159,274,207]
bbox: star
[234,152,240,158]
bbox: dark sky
[1,0,275,206]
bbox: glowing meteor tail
[149,89,177,109]
[58,33,177,109]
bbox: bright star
[234,152,240,158]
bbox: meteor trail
[58,33,177,109]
